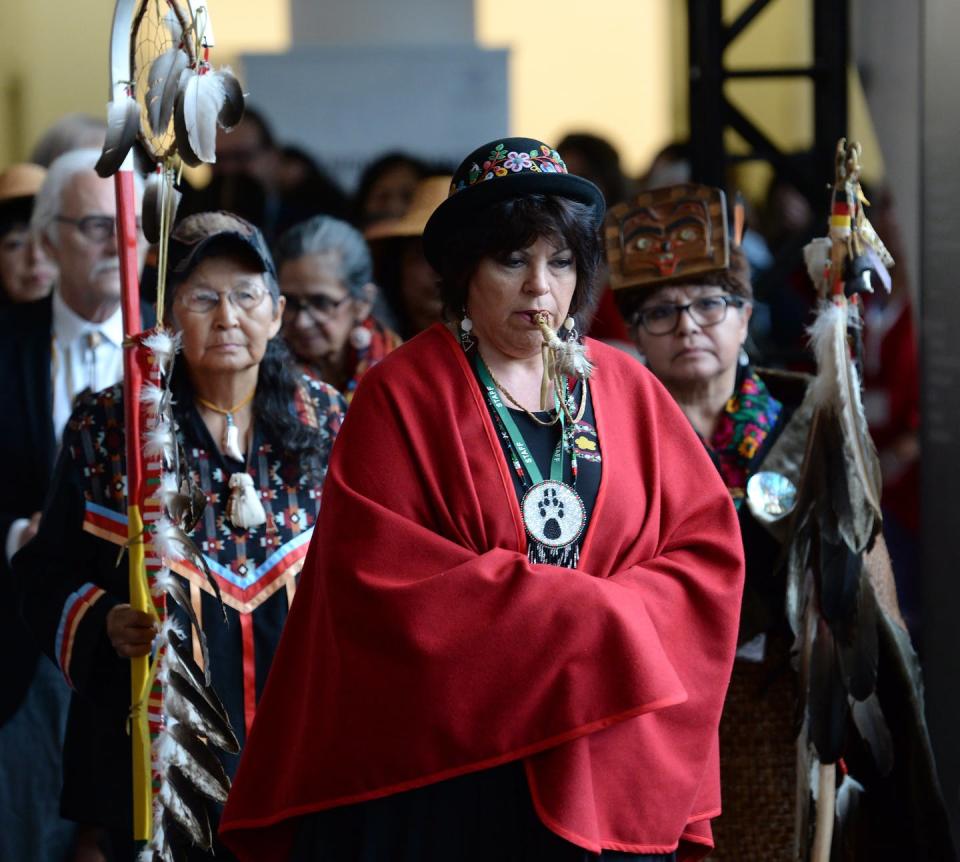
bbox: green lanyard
[475,354,565,485]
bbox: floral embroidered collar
[707,366,783,508]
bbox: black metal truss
[687,0,849,209]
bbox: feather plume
[159,764,212,849]
[157,721,231,803]
[850,693,894,776]
[142,172,182,245]
[803,238,832,294]
[140,382,166,413]
[152,517,223,607]
[164,481,207,534]
[834,770,866,858]
[161,809,194,860]
[818,533,860,625]
[144,421,176,465]
[157,613,186,646]
[162,667,239,753]
[559,338,595,379]
[835,575,879,702]
[147,47,189,136]
[808,620,849,763]
[154,568,210,682]
[143,330,180,382]
[174,68,224,165]
[143,330,180,365]
[807,302,882,551]
[214,67,245,130]
[166,629,210,693]
[95,95,140,178]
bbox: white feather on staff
[143,420,177,465]
[174,68,224,165]
[807,301,883,551]
[142,330,180,377]
[140,382,168,415]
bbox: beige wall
[0,0,882,195]
[476,0,676,177]
[0,0,290,168]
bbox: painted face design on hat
[605,184,729,291]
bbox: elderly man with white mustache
[0,146,145,862]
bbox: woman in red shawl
[220,138,744,862]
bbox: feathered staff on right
[788,139,895,860]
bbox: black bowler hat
[422,137,605,270]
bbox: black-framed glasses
[55,215,141,243]
[635,294,747,335]
[177,284,269,314]
[282,293,351,318]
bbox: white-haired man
[0,147,146,862]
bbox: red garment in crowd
[219,325,744,861]
[862,293,921,535]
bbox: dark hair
[556,132,627,205]
[370,235,416,338]
[239,106,276,151]
[0,197,33,238]
[352,152,429,225]
[172,335,325,478]
[434,194,602,325]
[275,146,350,227]
[615,245,753,323]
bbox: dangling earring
[459,309,474,350]
[738,345,750,367]
[349,319,373,351]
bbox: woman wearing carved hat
[607,183,950,860]
[15,212,345,859]
[0,163,57,304]
[220,139,744,862]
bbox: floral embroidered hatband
[451,143,568,194]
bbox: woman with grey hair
[276,214,401,401]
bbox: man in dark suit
[0,147,146,861]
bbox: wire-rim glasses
[176,284,269,314]
[634,294,747,335]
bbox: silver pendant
[521,480,586,550]
[746,471,798,523]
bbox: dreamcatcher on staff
[94,0,245,858]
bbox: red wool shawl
[220,325,744,861]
